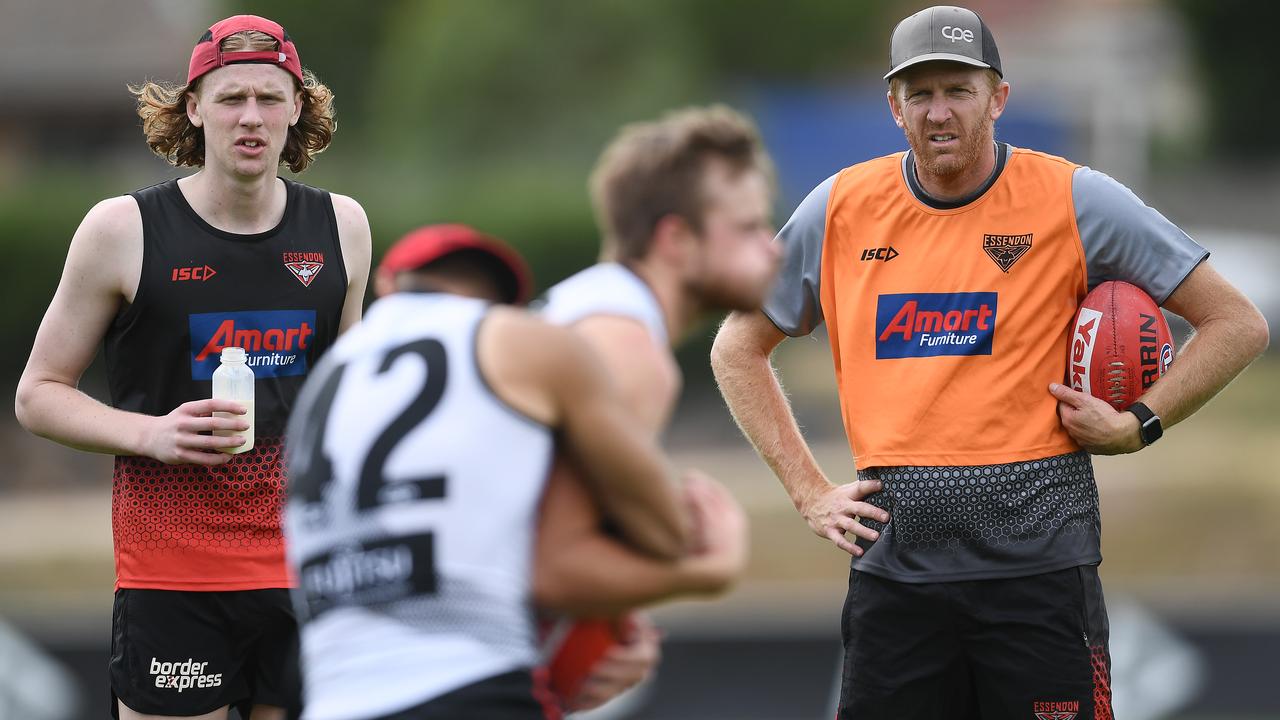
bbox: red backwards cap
[378,224,534,305]
[188,15,303,85]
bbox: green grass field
[2,357,1277,623]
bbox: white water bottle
[212,346,255,454]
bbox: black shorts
[367,669,560,720]
[109,588,301,718]
[838,565,1112,720]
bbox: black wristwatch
[1127,402,1163,446]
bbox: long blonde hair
[129,30,336,173]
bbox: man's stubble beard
[699,284,768,313]
[908,111,994,179]
[686,269,772,314]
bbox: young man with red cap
[15,14,371,720]
[284,224,725,719]
[712,5,1267,719]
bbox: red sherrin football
[1067,281,1175,410]
[545,616,633,702]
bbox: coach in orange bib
[711,5,1268,719]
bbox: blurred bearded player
[533,104,780,713]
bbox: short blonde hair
[589,105,774,262]
[129,30,336,173]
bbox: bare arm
[569,316,680,434]
[533,316,750,612]
[711,310,886,556]
[1052,261,1270,453]
[331,193,371,333]
[1139,261,1269,425]
[533,459,746,616]
[15,197,248,464]
[551,337,688,560]
[480,309,688,560]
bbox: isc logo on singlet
[188,309,316,380]
[875,292,998,359]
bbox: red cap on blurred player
[188,15,304,85]
[378,224,534,305]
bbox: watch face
[1140,416,1162,444]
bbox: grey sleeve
[761,174,837,336]
[1073,166,1209,304]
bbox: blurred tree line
[1171,0,1280,161]
[3,0,889,395]
[4,0,1267,398]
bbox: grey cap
[885,5,1002,81]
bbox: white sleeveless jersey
[539,262,667,343]
[284,293,553,720]
[536,263,669,669]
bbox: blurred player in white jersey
[285,224,743,719]
[533,104,781,712]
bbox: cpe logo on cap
[885,5,1003,80]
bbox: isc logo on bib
[189,310,316,380]
[875,292,998,359]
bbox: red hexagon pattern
[112,437,286,585]
[1091,643,1113,720]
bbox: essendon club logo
[874,292,997,359]
[283,251,325,287]
[1033,699,1079,720]
[982,233,1032,272]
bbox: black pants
[839,565,1112,720]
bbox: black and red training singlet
[104,178,347,591]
